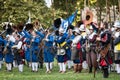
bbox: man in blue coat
[55,28,68,73]
[65,29,73,70]
[24,38,31,67]
[21,30,32,68]
[4,34,15,71]
[0,36,5,69]
[43,29,55,73]
[30,30,44,72]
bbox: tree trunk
[113,5,116,21]
[108,7,111,27]
[65,0,68,16]
[84,0,87,8]
[100,7,102,22]
[96,0,99,23]
[118,0,120,15]
[106,0,108,22]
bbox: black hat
[55,30,59,36]
[25,23,33,31]
[68,24,74,30]
[54,18,62,28]
[6,24,13,35]
[17,23,24,32]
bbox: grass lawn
[0,62,119,80]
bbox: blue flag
[67,10,78,25]
[60,10,78,33]
[61,19,68,33]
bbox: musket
[3,41,10,54]
[0,30,7,36]
[37,44,43,62]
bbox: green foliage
[0,0,119,28]
[0,0,53,27]
[0,0,82,28]
[53,0,81,18]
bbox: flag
[67,10,78,25]
[45,0,53,8]
[26,11,31,24]
[60,10,78,33]
[61,19,68,33]
[26,17,31,24]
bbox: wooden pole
[106,0,108,22]
[84,0,87,8]
[96,0,99,23]
[88,0,90,7]
[119,0,120,17]
[109,7,111,25]
[52,0,54,20]
[113,5,116,21]
[108,1,111,23]
[65,0,68,16]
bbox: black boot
[40,62,43,69]
[89,66,92,73]
[103,67,109,78]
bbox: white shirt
[12,41,22,49]
[72,35,81,47]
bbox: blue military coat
[43,34,55,62]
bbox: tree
[53,0,81,18]
[0,0,54,28]
[0,0,119,29]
